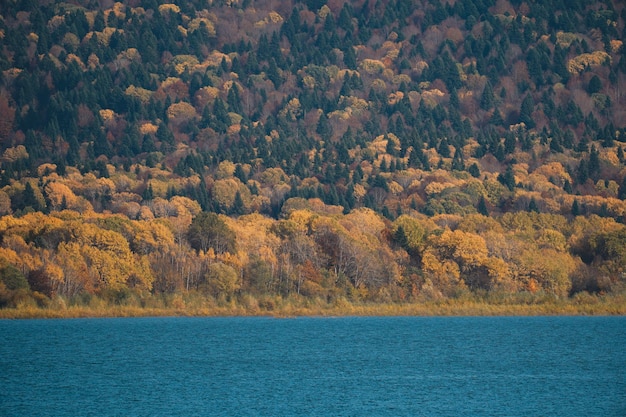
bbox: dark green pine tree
[393,225,409,248]
[468,162,480,178]
[438,138,451,158]
[234,164,248,184]
[266,58,282,88]
[477,195,489,216]
[519,94,535,128]
[498,165,516,191]
[344,45,357,69]
[93,131,112,158]
[577,159,589,184]
[231,191,245,215]
[618,177,626,200]
[156,122,175,153]
[587,75,602,94]
[451,148,465,171]
[21,182,43,212]
[563,179,573,193]
[142,183,154,201]
[316,112,332,141]
[480,81,495,110]
[588,146,601,179]
[571,199,580,216]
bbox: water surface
[1,316,624,416]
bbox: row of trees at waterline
[1,199,624,312]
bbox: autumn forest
[0,0,625,316]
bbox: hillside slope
[0,0,625,309]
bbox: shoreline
[2,298,625,319]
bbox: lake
[1,316,625,416]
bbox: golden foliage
[556,31,579,47]
[610,40,623,53]
[139,122,158,135]
[172,54,200,74]
[212,178,250,208]
[255,11,284,27]
[369,133,400,155]
[338,96,369,116]
[45,182,78,211]
[279,98,302,120]
[99,109,115,122]
[125,86,152,103]
[166,102,197,122]
[318,5,331,17]
[259,167,287,186]
[188,18,216,36]
[216,161,236,179]
[0,191,11,216]
[2,145,28,162]
[359,59,386,74]
[158,4,181,14]
[421,89,445,107]
[370,78,387,91]
[567,51,611,74]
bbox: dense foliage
[0,0,625,309]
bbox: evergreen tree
[588,146,601,178]
[519,94,535,128]
[21,182,43,212]
[187,212,236,254]
[142,183,154,201]
[564,179,573,193]
[231,191,245,215]
[468,163,480,178]
[234,164,248,184]
[577,160,589,184]
[451,148,464,171]
[156,122,175,153]
[480,81,495,110]
[438,138,451,158]
[498,165,516,191]
[316,112,332,141]
[587,75,602,94]
[477,195,489,216]
[571,199,580,216]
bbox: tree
[519,94,535,128]
[234,164,248,184]
[424,229,509,292]
[156,122,175,152]
[203,262,239,299]
[0,262,29,291]
[0,94,15,142]
[587,75,602,94]
[187,212,236,254]
[231,191,245,215]
[392,215,428,261]
[477,195,489,216]
[480,81,494,110]
[468,163,480,178]
[498,166,516,191]
[19,182,45,212]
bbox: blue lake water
[1,316,625,416]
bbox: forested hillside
[0,0,625,311]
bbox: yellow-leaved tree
[74,223,153,291]
[422,229,511,292]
